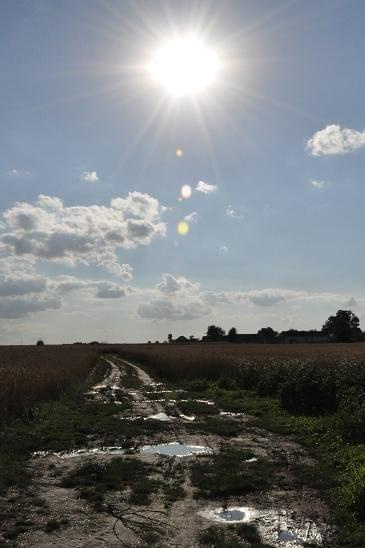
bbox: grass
[4,343,365,546]
[177,399,218,415]
[0,345,103,422]
[199,524,275,547]
[62,457,157,510]
[191,448,280,499]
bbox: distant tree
[257,327,278,343]
[322,310,361,342]
[228,327,237,342]
[168,333,173,343]
[206,325,225,341]
[36,339,44,346]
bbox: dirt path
[3,356,333,547]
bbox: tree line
[205,309,362,343]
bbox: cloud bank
[0,192,166,279]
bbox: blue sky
[1,0,365,343]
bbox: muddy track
[2,356,333,547]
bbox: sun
[149,35,220,97]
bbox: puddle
[178,399,215,405]
[200,506,255,524]
[200,506,326,546]
[85,359,123,403]
[220,411,245,418]
[146,412,174,422]
[141,442,212,457]
[179,413,196,421]
[33,446,125,459]
[144,390,174,394]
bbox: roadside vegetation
[118,344,365,547]
[2,343,365,545]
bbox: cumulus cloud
[311,180,326,189]
[0,192,166,279]
[95,282,126,299]
[226,205,243,219]
[138,299,210,320]
[202,287,356,308]
[0,275,47,297]
[157,273,200,295]
[0,296,61,319]
[243,288,301,306]
[184,212,198,223]
[307,124,365,156]
[80,171,99,182]
[138,273,208,320]
[7,169,32,178]
[195,180,217,194]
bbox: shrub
[280,362,339,415]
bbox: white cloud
[307,124,365,156]
[95,282,126,299]
[311,180,326,189]
[344,296,357,307]
[226,205,243,219]
[195,180,217,194]
[138,273,208,320]
[219,245,229,254]
[157,273,200,295]
[243,288,301,307]
[0,275,47,297]
[0,295,61,319]
[184,212,198,223]
[0,192,166,279]
[138,299,210,320]
[80,171,99,182]
[7,169,32,178]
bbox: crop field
[0,345,101,421]
[1,343,365,546]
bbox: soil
[0,356,333,547]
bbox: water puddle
[144,390,174,394]
[200,506,255,524]
[146,412,175,422]
[85,359,123,403]
[200,506,326,546]
[220,411,245,418]
[33,446,125,459]
[178,399,215,406]
[141,442,212,457]
[179,413,196,421]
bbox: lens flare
[180,184,192,199]
[177,220,189,236]
[176,148,184,157]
